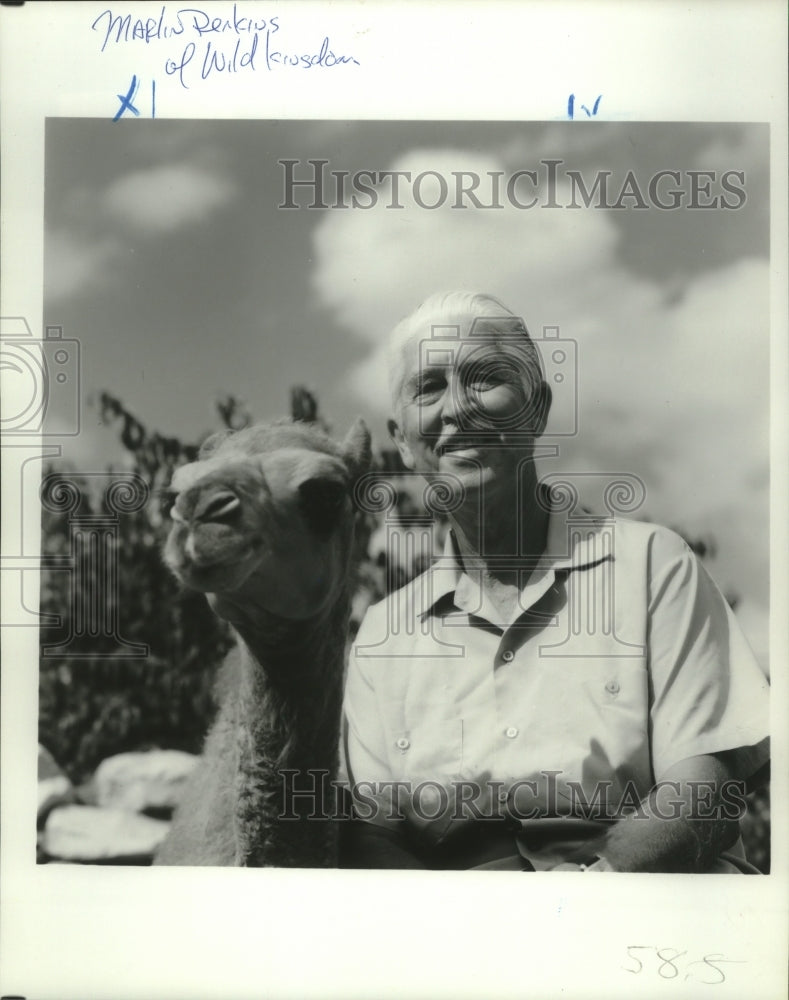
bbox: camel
[154,417,371,867]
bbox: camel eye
[298,477,348,536]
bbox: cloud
[45,160,237,301]
[313,148,623,347]
[692,125,769,176]
[45,229,121,302]
[311,147,770,665]
[496,121,626,167]
[102,163,235,234]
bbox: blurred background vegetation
[38,389,770,873]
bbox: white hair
[387,290,544,413]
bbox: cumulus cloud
[102,163,235,234]
[45,159,237,301]
[311,147,770,665]
[692,125,769,176]
[45,229,121,302]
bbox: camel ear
[342,417,372,480]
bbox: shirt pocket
[575,660,650,774]
[387,717,464,784]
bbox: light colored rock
[94,750,199,813]
[43,805,170,862]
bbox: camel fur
[154,418,371,867]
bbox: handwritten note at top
[92,5,361,91]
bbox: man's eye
[467,374,504,392]
[415,379,444,398]
[466,364,512,391]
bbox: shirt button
[505,726,519,739]
[605,680,620,695]
[395,737,410,751]
[501,650,515,663]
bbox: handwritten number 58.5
[623,946,745,985]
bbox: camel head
[163,418,371,622]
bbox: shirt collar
[417,496,612,620]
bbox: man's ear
[531,381,552,438]
[387,417,416,470]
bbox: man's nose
[440,374,470,424]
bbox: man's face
[388,322,549,491]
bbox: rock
[43,805,170,862]
[38,745,76,826]
[94,750,199,814]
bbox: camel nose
[194,489,241,523]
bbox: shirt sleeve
[647,528,770,781]
[340,609,406,829]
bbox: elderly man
[339,291,769,872]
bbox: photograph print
[35,118,770,873]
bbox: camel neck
[235,602,347,685]
[229,591,350,867]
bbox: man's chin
[435,454,492,491]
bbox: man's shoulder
[601,517,688,551]
[605,517,694,559]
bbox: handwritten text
[92,6,361,90]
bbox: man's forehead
[401,319,529,373]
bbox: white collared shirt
[341,511,769,865]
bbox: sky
[43,119,770,665]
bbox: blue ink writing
[113,75,141,120]
[179,5,279,37]
[201,34,259,79]
[265,32,360,71]
[568,94,602,120]
[92,6,279,52]
[165,41,196,88]
[93,8,361,90]
[112,75,157,120]
[93,7,186,52]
